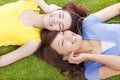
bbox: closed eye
[59,11,64,30]
[61,31,64,46]
[61,40,64,46]
[59,23,62,30]
[59,12,62,18]
[59,23,64,30]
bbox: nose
[50,15,62,26]
[55,18,62,24]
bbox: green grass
[0,0,120,80]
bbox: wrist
[38,0,44,3]
[81,53,92,61]
[87,54,101,61]
[86,54,93,61]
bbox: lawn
[0,0,120,80]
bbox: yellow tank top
[0,0,41,46]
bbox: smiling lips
[72,34,76,44]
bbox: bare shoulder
[20,10,38,27]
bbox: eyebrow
[61,40,64,46]
[59,23,61,30]
[58,33,61,47]
[62,23,64,30]
[62,12,64,30]
[59,12,61,18]
[62,11,64,18]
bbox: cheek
[64,25,70,30]
[65,42,79,52]
[63,19,71,30]
[63,44,72,52]
[65,41,72,46]
[52,24,60,31]
[43,17,49,26]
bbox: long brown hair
[36,2,89,80]
[63,2,89,34]
[36,29,86,80]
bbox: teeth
[49,17,54,26]
[49,17,52,26]
[72,35,75,44]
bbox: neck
[76,40,94,54]
[31,14,45,28]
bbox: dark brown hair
[36,29,86,80]
[62,2,89,34]
[35,2,89,80]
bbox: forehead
[53,10,72,29]
[51,31,60,45]
[51,31,70,54]
[50,32,61,53]
[63,11,72,29]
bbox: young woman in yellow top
[0,0,89,67]
[0,0,67,67]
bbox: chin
[43,20,49,28]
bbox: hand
[67,52,90,64]
[34,0,43,4]
[34,0,61,13]
[47,4,62,13]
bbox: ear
[62,51,74,60]
[62,55,68,61]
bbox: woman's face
[43,10,72,31]
[51,30,82,57]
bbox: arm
[94,3,120,22]
[67,53,120,71]
[19,0,26,1]
[34,0,61,13]
[0,40,40,67]
[100,66,120,79]
[88,54,120,71]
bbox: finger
[73,54,78,57]
[67,52,75,63]
[68,51,74,58]
[57,6,62,9]
[63,55,67,60]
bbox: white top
[101,41,116,52]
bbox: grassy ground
[0,0,120,80]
